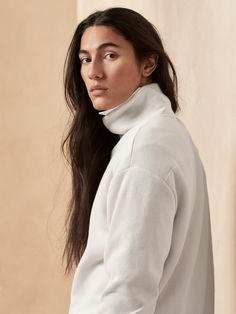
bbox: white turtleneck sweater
[69,83,215,314]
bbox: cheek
[80,69,85,81]
[80,67,88,85]
[111,61,141,83]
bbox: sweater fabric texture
[69,82,215,314]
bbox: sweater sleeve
[97,166,177,314]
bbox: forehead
[80,25,130,51]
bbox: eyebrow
[78,42,121,55]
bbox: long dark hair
[62,7,180,275]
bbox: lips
[90,85,108,92]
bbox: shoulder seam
[112,166,177,209]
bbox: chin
[92,100,114,111]
[92,104,107,111]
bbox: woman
[62,7,214,314]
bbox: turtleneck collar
[98,82,174,136]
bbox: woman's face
[79,25,148,111]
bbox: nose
[88,59,104,80]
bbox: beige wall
[0,1,76,313]
[1,0,235,313]
[77,1,236,313]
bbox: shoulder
[110,112,201,181]
[129,113,199,177]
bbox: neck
[98,82,174,136]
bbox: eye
[104,53,118,60]
[80,57,91,64]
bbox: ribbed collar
[98,82,174,136]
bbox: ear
[141,54,158,78]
